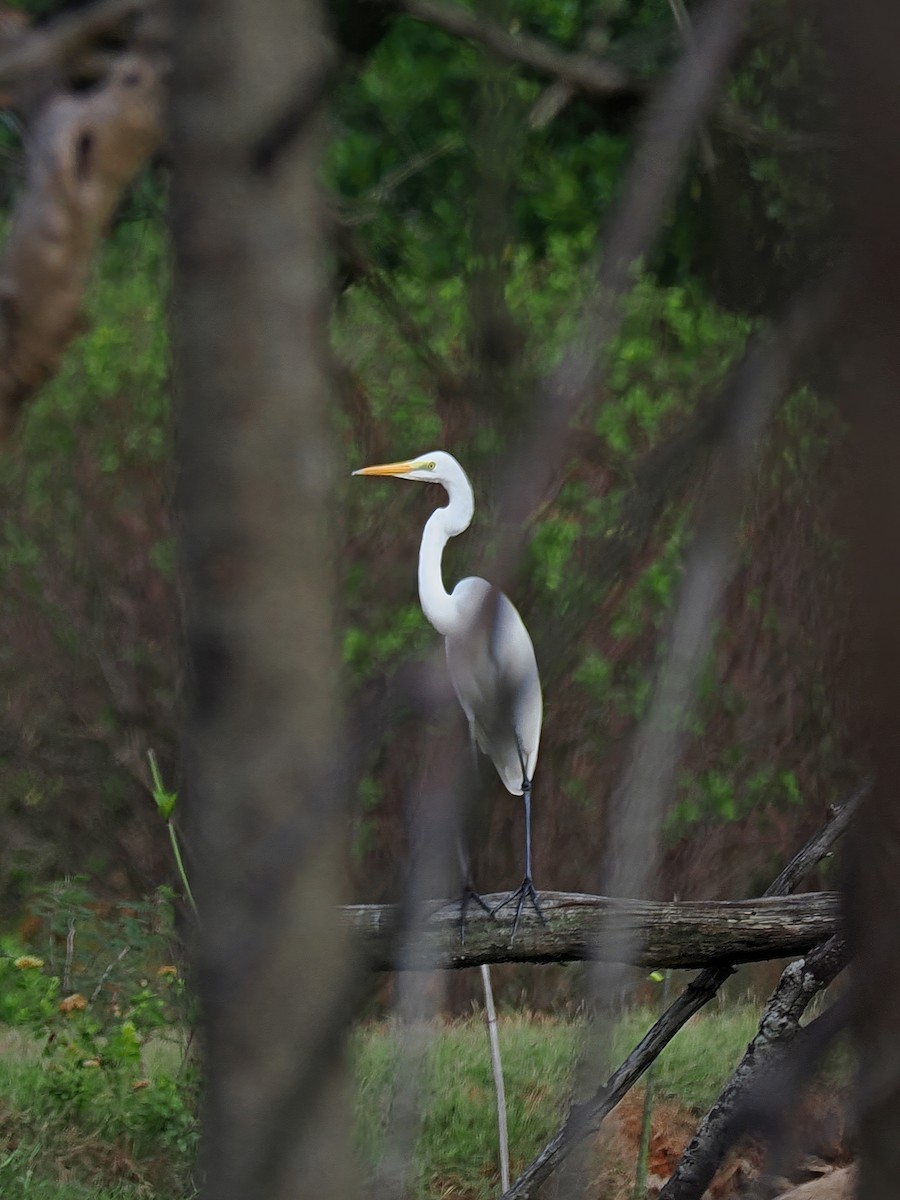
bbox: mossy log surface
[343,890,842,971]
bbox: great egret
[353,450,543,938]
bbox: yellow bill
[352,459,419,477]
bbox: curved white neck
[417,479,474,637]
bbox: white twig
[63,916,75,991]
[89,944,131,1005]
[481,964,510,1193]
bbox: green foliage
[0,220,175,903]
[669,762,806,836]
[0,0,846,929]
[148,750,176,822]
[528,518,580,594]
[0,968,850,1199]
[0,883,197,1196]
[341,253,749,692]
[343,603,431,680]
[328,6,637,278]
[0,948,60,1028]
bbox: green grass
[351,1003,765,1198]
[0,1004,843,1200]
[0,1028,194,1200]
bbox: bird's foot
[492,876,546,944]
[434,887,494,943]
[459,885,494,944]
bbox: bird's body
[353,450,544,936]
[443,576,541,794]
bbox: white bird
[353,450,543,937]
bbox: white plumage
[444,575,541,794]
[353,449,544,932]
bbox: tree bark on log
[345,891,842,971]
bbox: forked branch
[501,786,864,1200]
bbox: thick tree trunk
[171,5,353,1200]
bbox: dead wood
[774,1167,856,1200]
[345,890,841,971]
[657,935,847,1200]
[0,50,162,435]
[501,785,863,1200]
[0,0,152,103]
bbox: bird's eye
[426,461,436,470]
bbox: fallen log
[343,890,841,971]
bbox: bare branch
[501,786,863,1200]
[0,50,163,435]
[336,222,464,400]
[0,0,155,97]
[657,936,847,1200]
[766,783,868,896]
[382,0,631,96]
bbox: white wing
[444,576,542,794]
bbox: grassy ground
[0,1028,191,1200]
[352,1005,762,1199]
[0,1003,842,1200]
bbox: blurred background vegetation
[0,0,850,976]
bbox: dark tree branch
[0,0,155,99]
[501,785,864,1200]
[717,100,839,152]
[381,0,632,97]
[335,222,464,401]
[657,935,847,1200]
[766,784,868,894]
[374,0,830,155]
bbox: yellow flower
[13,955,44,970]
[59,993,87,1014]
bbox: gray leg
[455,724,492,940]
[492,743,546,942]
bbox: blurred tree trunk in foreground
[826,2,900,1196]
[171,3,355,1199]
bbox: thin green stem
[148,748,165,795]
[168,820,200,921]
